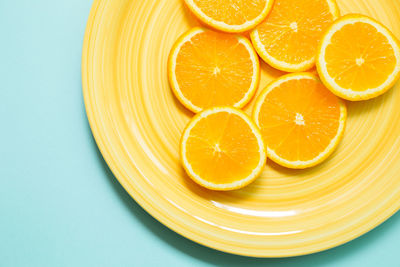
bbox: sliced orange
[317,14,400,101]
[250,0,340,72]
[253,73,346,169]
[181,107,266,190]
[168,27,260,113]
[184,0,274,33]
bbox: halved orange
[253,73,346,169]
[317,14,400,101]
[168,27,260,113]
[251,0,340,72]
[184,0,274,33]
[181,107,266,190]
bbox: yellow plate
[82,0,400,257]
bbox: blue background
[1,0,399,266]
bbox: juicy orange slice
[168,27,260,113]
[251,0,340,72]
[181,107,266,190]
[253,73,346,169]
[317,14,400,101]
[184,0,274,33]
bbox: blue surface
[1,1,400,266]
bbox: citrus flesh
[184,0,274,33]
[181,107,266,190]
[317,14,400,100]
[253,73,346,169]
[168,27,260,113]
[251,0,340,72]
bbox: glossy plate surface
[82,0,400,257]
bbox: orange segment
[184,0,274,33]
[253,73,346,169]
[168,27,260,113]
[181,107,266,190]
[317,14,400,100]
[250,0,340,72]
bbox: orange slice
[250,0,340,72]
[184,0,274,33]
[181,107,266,190]
[317,14,400,101]
[253,73,346,169]
[168,27,260,113]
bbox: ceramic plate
[82,0,400,257]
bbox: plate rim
[81,0,400,258]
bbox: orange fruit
[181,107,266,190]
[250,0,340,72]
[184,0,274,33]
[168,27,260,113]
[317,14,400,101]
[253,73,346,169]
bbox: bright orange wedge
[168,27,260,113]
[253,73,346,169]
[184,0,274,33]
[181,107,266,190]
[251,0,340,72]
[317,14,400,101]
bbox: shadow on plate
[346,86,395,119]
[86,121,400,266]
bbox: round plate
[82,0,400,257]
